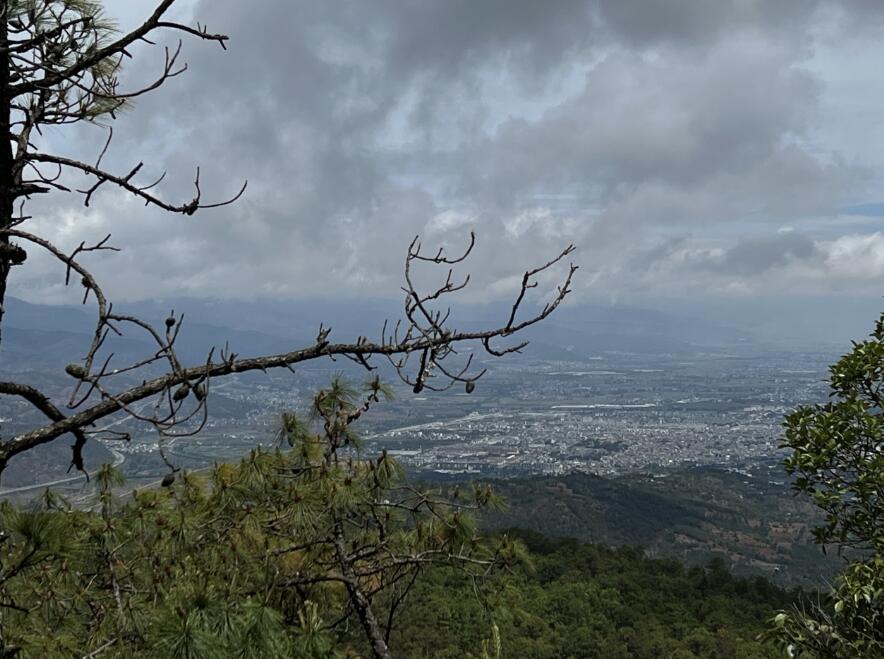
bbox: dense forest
[393,531,794,658]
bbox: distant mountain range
[0,296,764,374]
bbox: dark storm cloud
[704,233,821,277]
[13,0,884,303]
[459,45,829,211]
[597,0,816,46]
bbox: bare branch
[26,153,247,214]
[0,382,90,473]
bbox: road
[0,380,237,499]
[0,447,125,496]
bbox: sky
[11,0,884,343]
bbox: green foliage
[391,532,791,658]
[772,557,884,658]
[782,317,884,552]
[9,0,127,120]
[0,380,505,657]
[771,312,884,656]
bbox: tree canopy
[0,378,519,657]
[772,312,884,657]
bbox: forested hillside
[479,466,840,587]
[0,469,797,658]
[393,531,794,658]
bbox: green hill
[475,466,839,588]
[392,531,794,658]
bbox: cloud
[705,233,821,277]
[825,232,884,279]
[9,0,884,307]
[616,230,884,299]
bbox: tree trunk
[333,525,392,659]
[0,0,14,641]
[0,3,13,343]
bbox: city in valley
[0,345,833,498]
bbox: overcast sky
[11,0,884,339]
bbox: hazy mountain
[0,297,299,372]
[0,296,766,373]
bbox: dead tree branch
[0,1,578,479]
[0,230,576,474]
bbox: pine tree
[0,378,518,657]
